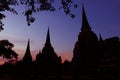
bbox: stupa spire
[23,39,32,62]
[81,4,91,31]
[45,27,51,47]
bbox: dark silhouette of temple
[23,39,32,63]
[0,4,120,80]
[36,28,61,65]
[35,28,61,76]
[98,36,120,79]
[71,5,120,79]
[72,5,98,77]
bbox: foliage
[0,0,77,30]
[0,39,18,59]
[0,0,18,31]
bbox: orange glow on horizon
[57,52,73,63]
[0,61,5,65]
[15,49,73,63]
[0,48,73,65]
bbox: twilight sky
[0,0,120,63]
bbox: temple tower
[72,5,98,74]
[23,39,32,63]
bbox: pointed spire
[81,4,91,31]
[23,39,32,62]
[45,27,51,47]
[26,39,30,53]
[99,33,103,41]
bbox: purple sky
[0,0,120,63]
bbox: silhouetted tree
[0,0,18,31]
[0,0,77,30]
[0,39,18,59]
